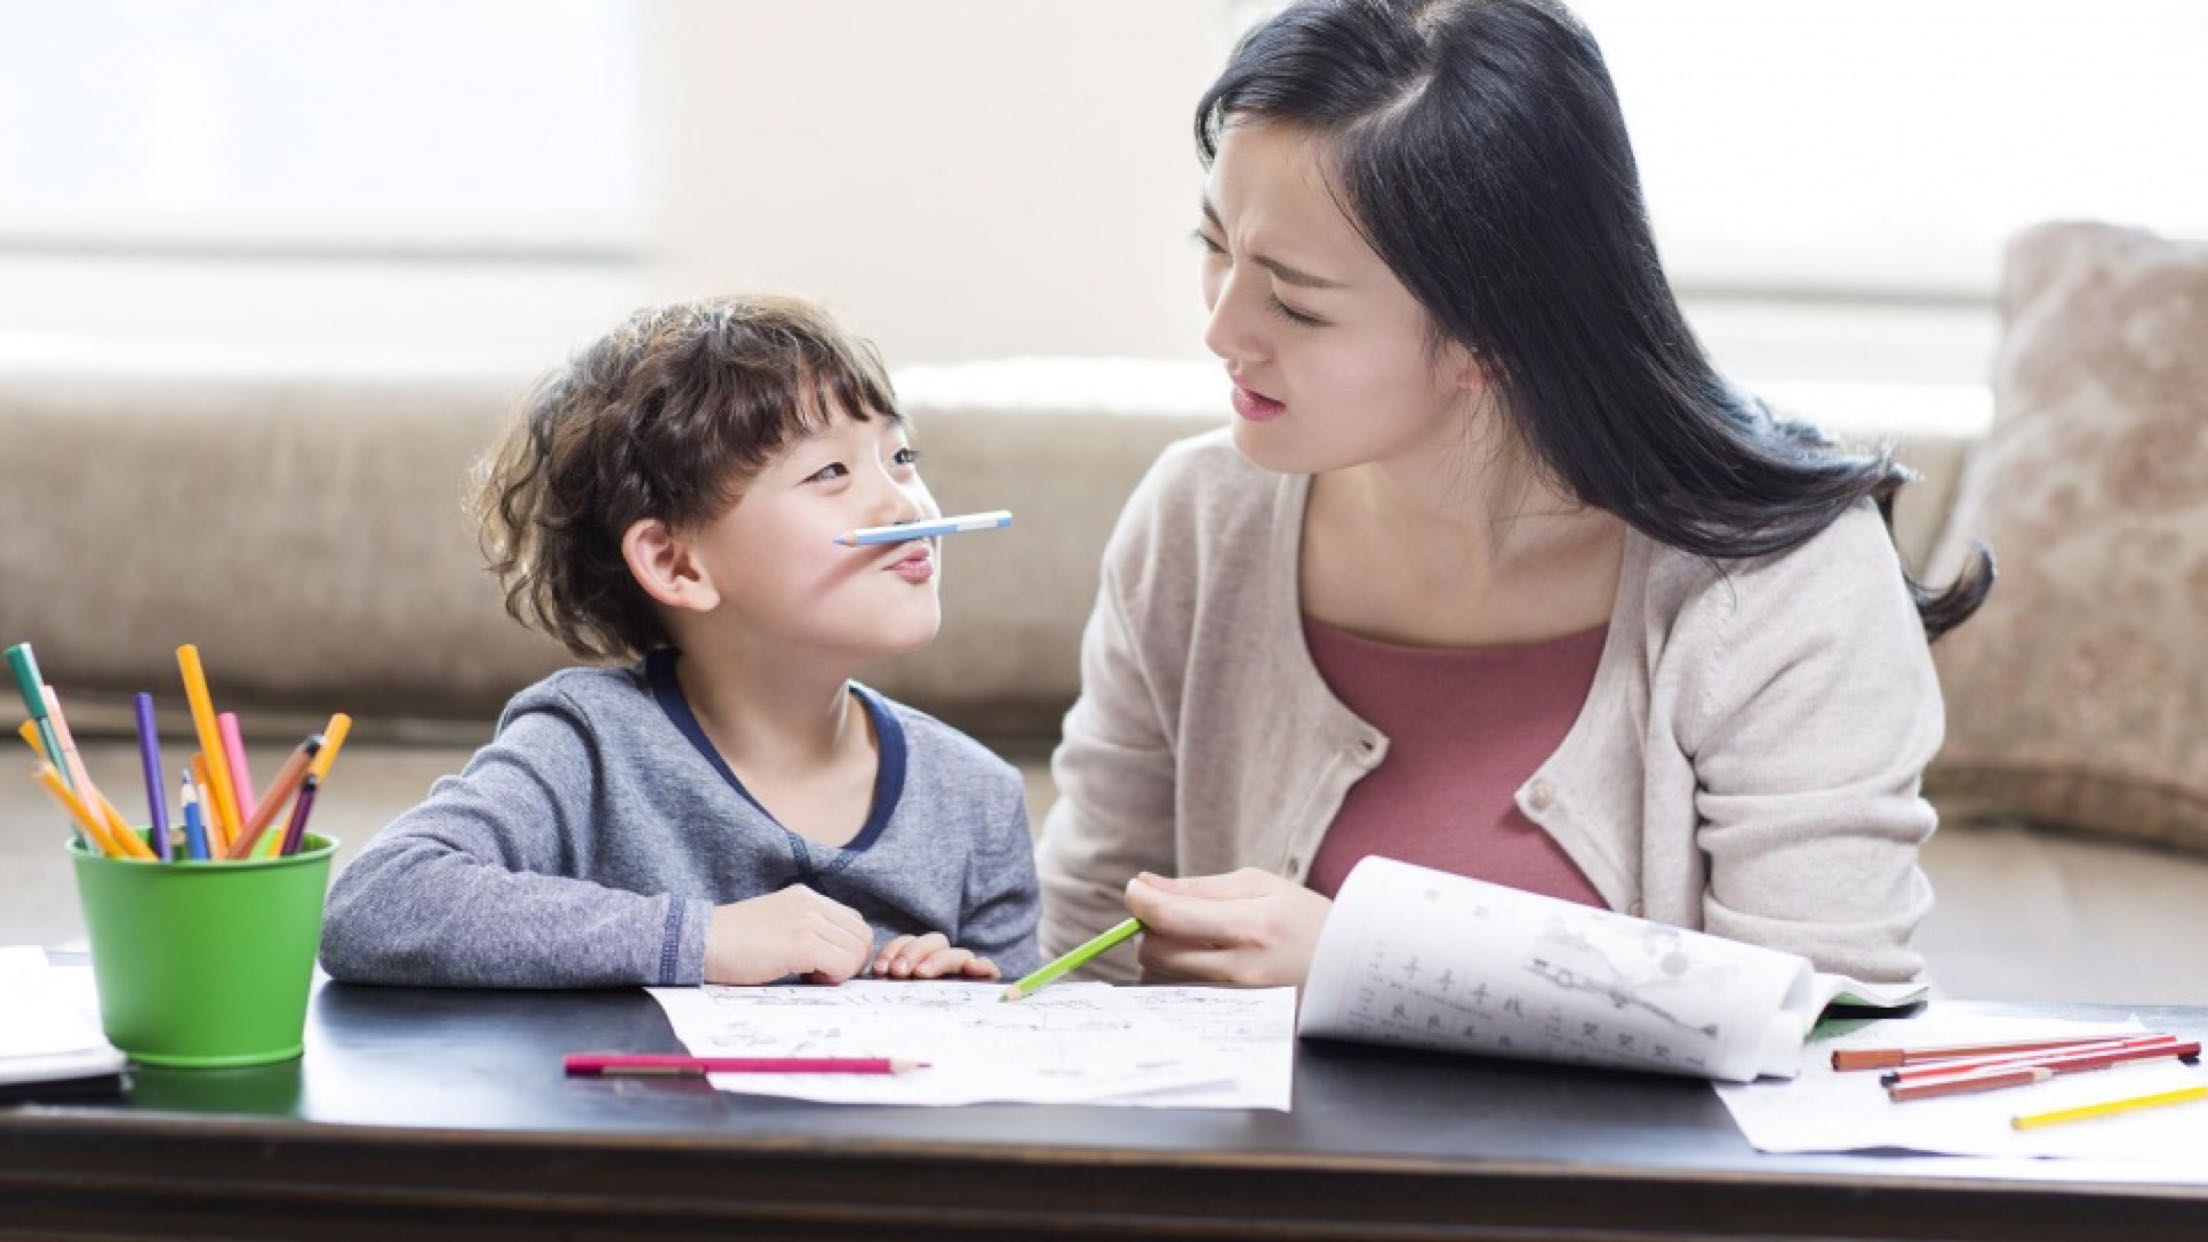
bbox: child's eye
[892,446,922,467]
[807,462,849,483]
[1191,229,1227,258]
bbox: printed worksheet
[1298,858,1923,1083]
[647,979,1295,1109]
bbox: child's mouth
[886,543,935,583]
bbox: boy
[321,296,1040,987]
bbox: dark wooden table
[3,979,2206,1241]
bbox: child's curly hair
[472,294,899,660]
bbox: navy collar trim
[645,648,905,857]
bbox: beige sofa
[4,352,2202,1003]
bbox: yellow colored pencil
[15,719,43,761]
[34,762,125,858]
[176,645,244,853]
[95,787,159,861]
[2012,1085,2208,1131]
[308,712,351,783]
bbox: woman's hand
[871,932,1001,980]
[704,885,874,985]
[1123,867,1332,988]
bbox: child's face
[688,404,944,657]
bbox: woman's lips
[1231,383,1286,423]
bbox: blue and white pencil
[831,510,1013,548]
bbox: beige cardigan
[1036,430,1942,984]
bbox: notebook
[0,946,126,1091]
[1298,858,1925,1083]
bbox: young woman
[1036,0,1990,988]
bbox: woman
[1035,0,1991,988]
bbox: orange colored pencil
[191,753,231,854]
[175,645,245,853]
[225,734,323,860]
[34,762,125,858]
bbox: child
[320,296,1041,988]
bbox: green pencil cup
[67,832,338,1068]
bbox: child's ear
[622,518,720,613]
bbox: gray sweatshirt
[321,651,1041,987]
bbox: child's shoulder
[494,661,655,733]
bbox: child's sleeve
[319,699,713,988]
[958,774,1043,978]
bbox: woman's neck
[1302,435,1625,647]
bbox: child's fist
[870,932,1000,980]
[704,885,874,985]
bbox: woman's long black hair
[1197,0,1991,639]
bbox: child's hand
[704,885,874,985]
[870,932,1001,981]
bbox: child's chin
[869,612,943,656]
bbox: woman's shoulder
[1106,428,1291,581]
[1648,499,1911,627]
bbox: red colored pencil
[1889,1066,2053,1103]
[563,1053,929,1077]
[1910,1039,2201,1083]
[1834,1032,2147,1072]
[1882,1034,2185,1085]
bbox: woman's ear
[622,518,720,614]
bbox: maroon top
[1302,616,1609,907]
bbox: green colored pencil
[1000,916,1144,1001]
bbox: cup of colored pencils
[9,639,349,1067]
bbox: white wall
[639,1,1232,366]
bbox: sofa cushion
[1925,222,2208,849]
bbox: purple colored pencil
[276,772,321,856]
[133,693,169,861]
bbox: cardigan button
[1526,778,1556,811]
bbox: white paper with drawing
[648,980,1295,1109]
[1298,858,1923,1083]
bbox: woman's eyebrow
[1200,196,1345,291]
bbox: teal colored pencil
[1001,917,1143,1002]
[5,643,65,772]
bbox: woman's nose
[1202,270,1266,367]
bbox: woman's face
[1197,120,1484,478]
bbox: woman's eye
[892,446,922,467]
[807,462,849,483]
[1191,229,1228,258]
[1269,295,1326,328]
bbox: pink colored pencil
[563,1053,929,1077]
[217,712,258,824]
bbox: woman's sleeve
[1034,526,1181,983]
[1680,507,1945,984]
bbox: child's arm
[319,703,714,989]
[952,776,1045,979]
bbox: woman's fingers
[1124,874,1258,947]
